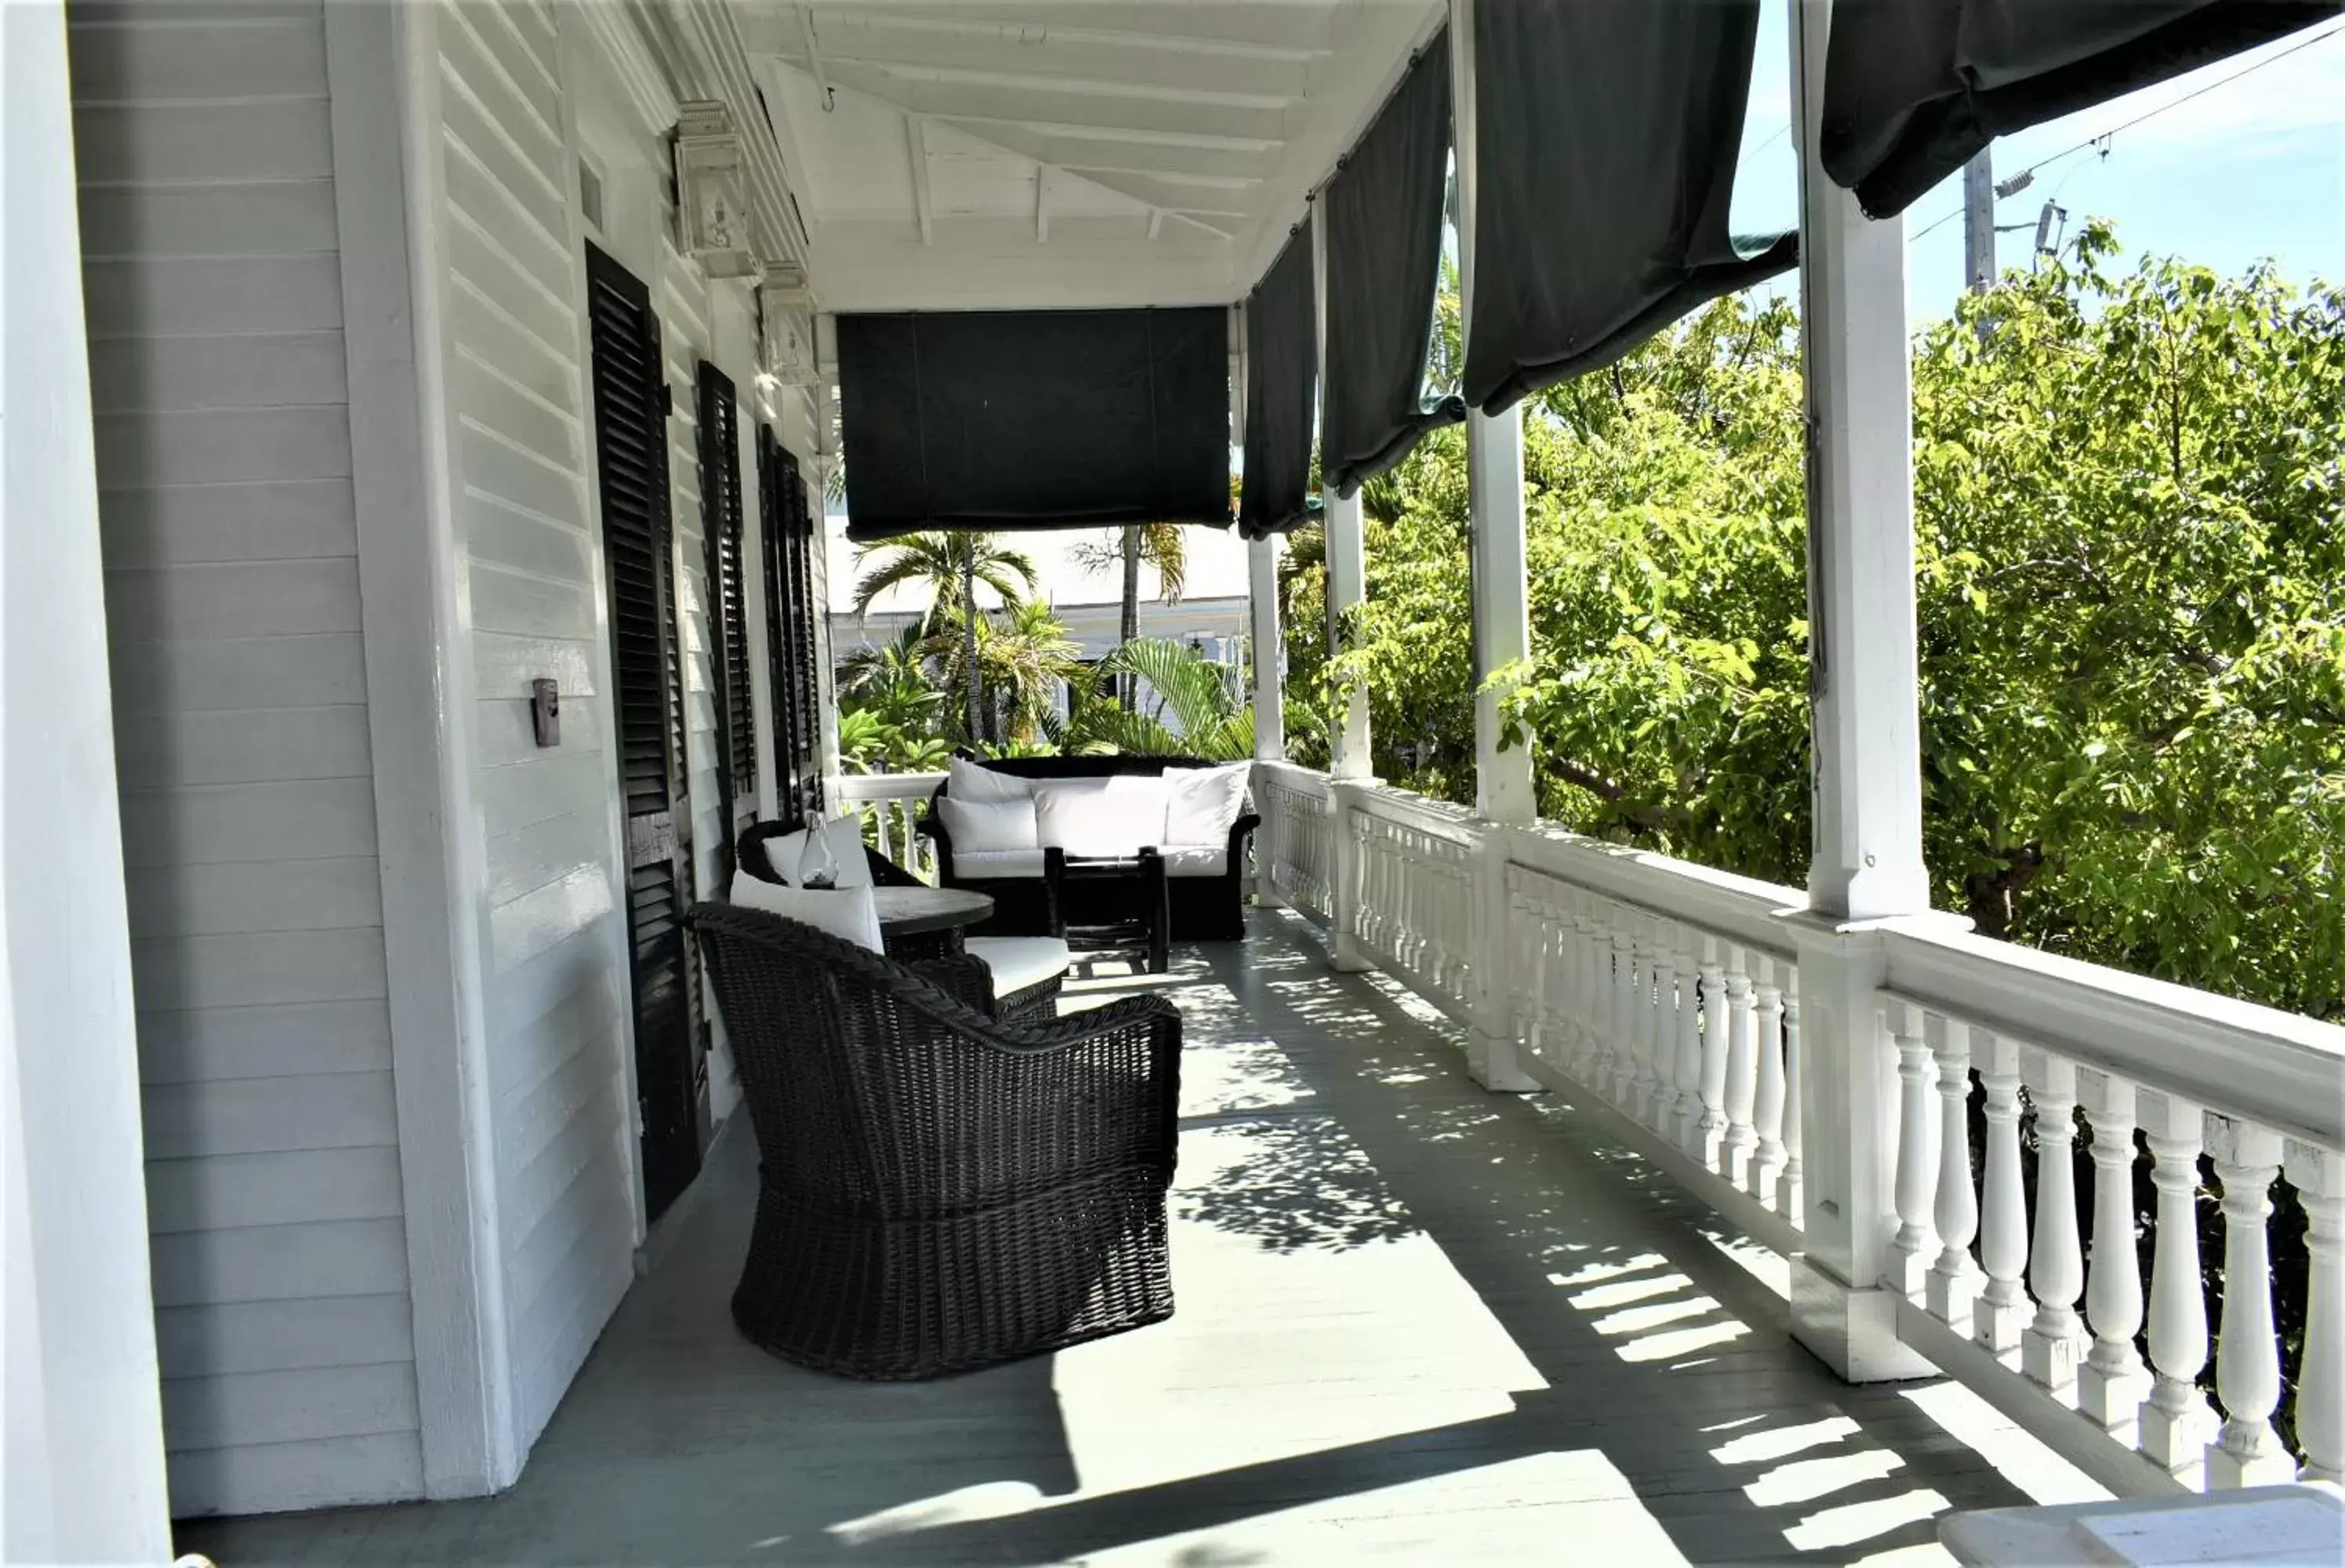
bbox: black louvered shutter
[586,244,705,1221]
[695,363,757,882]
[760,429,825,829]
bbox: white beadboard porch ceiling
[731,0,1446,311]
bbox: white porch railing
[1251,761,2345,1500]
[833,771,945,881]
[1253,761,1335,927]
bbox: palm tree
[850,532,1039,742]
[919,598,1082,750]
[1058,637,1254,761]
[1070,523,1186,708]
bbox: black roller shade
[1322,29,1466,499]
[836,307,1232,542]
[1238,217,1317,539]
[1463,0,1796,415]
[1824,2,2338,218]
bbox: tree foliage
[1286,227,2343,1017]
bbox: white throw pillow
[757,814,872,888]
[729,878,883,952]
[1032,775,1173,858]
[1163,761,1251,846]
[937,793,1039,854]
[947,755,1032,804]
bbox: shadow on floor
[179,913,2060,1567]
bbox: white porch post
[1450,0,1537,1091]
[1315,193,1374,971]
[1450,0,1535,829]
[1249,539,1286,764]
[2,1,174,1554]
[1785,0,1937,1382]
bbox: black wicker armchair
[688,902,1182,1380]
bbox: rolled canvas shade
[1824,1,2340,218]
[1463,0,1796,416]
[1238,217,1318,539]
[1321,28,1465,499]
[835,307,1232,542]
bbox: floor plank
[178,913,2098,1566]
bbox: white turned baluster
[1976,1032,2032,1356]
[1719,954,1759,1185]
[1610,919,1642,1108]
[2136,1093,2214,1484]
[1695,944,1730,1169]
[1926,1018,1981,1329]
[1572,898,1606,1086]
[2207,1119,2291,1487]
[1648,925,1680,1134]
[1630,923,1665,1123]
[1748,959,1787,1203]
[2289,1142,2342,1484]
[2078,1072,2148,1440]
[1674,934,1706,1157]
[2023,1053,2086,1400]
[1887,1004,1938,1298]
[1776,971,1802,1220]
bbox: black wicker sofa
[918,755,1258,943]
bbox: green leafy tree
[1289,230,2343,1017]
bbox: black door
[586,244,705,1220]
[695,362,757,884]
[760,428,824,829]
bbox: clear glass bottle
[797,818,839,889]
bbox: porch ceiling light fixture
[674,100,760,280]
[759,263,817,387]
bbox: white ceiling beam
[906,114,934,245]
[805,216,1238,310]
[1036,165,1048,243]
[826,2,1340,59]
[772,13,1313,102]
[1148,207,1165,241]
[900,110,1245,230]
[793,3,834,109]
[925,124,1277,183]
[811,60,1292,143]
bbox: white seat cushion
[937,793,1039,853]
[757,815,872,888]
[1159,843,1230,878]
[728,879,883,951]
[1033,775,1173,857]
[948,755,1032,803]
[951,848,1046,878]
[964,936,1072,997]
[1164,761,1251,846]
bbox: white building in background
[826,515,1254,669]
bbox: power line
[1903,20,2345,247]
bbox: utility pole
[1962,147,1995,293]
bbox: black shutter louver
[760,429,825,829]
[695,363,757,860]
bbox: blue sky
[1730,5,2345,323]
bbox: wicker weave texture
[688,902,1181,1379]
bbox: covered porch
[180,914,2075,1566]
[4,0,2338,1559]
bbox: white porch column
[2,1,174,1555]
[1784,0,1937,1382]
[1249,536,1285,762]
[1313,191,1373,971]
[1448,0,1537,1091]
[1450,0,1536,828]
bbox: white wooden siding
[69,0,423,1518]
[430,0,637,1460]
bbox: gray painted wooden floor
[180,913,2101,1567]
